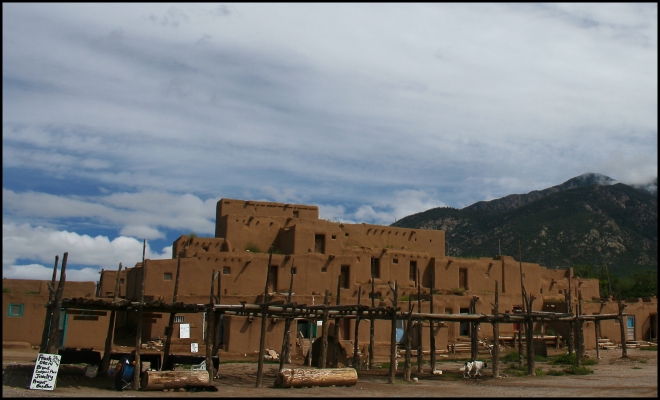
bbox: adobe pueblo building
[4,198,658,361]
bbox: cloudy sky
[3,3,657,281]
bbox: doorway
[627,316,635,340]
[459,308,469,336]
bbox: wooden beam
[100,262,123,376]
[388,280,398,384]
[416,269,422,373]
[256,246,274,387]
[491,280,500,378]
[134,240,146,390]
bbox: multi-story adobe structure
[4,198,657,357]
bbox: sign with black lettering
[30,353,61,390]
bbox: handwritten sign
[179,323,190,339]
[30,353,61,390]
[191,343,199,353]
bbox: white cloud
[2,264,102,282]
[2,223,172,280]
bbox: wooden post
[526,293,535,376]
[429,265,436,372]
[256,246,273,387]
[279,263,295,371]
[47,252,68,355]
[369,269,375,370]
[332,275,341,368]
[352,286,362,368]
[416,269,423,373]
[404,302,414,381]
[388,280,398,384]
[470,296,478,361]
[517,242,525,367]
[491,281,500,378]
[39,255,59,353]
[162,254,182,370]
[566,274,574,355]
[595,320,601,359]
[205,270,217,379]
[578,290,586,362]
[319,289,330,368]
[618,299,628,357]
[100,262,123,376]
[134,241,147,390]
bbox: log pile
[275,368,358,388]
[140,370,210,391]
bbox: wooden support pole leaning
[416,269,423,373]
[39,255,59,353]
[279,262,295,372]
[47,252,68,355]
[352,286,362,369]
[566,274,574,355]
[429,265,436,372]
[134,240,146,390]
[491,280,500,378]
[319,289,330,368]
[205,270,217,379]
[162,253,182,370]
[388,280,398,384]
[595,319,601,360]
[100,262,123,376]
[256,246,273,387]
[332,275,341,368]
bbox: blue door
[396,319,405,343]
[627,316,635,340]
[58,310,68,348]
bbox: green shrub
[2,287,10,293]
[550,353,595,365]
[546,368,565,376]
[501,350,520,363]
[565,365,593,375]
[245,243,262,253]
[640,346,657,351]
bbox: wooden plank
[275,368,357,388]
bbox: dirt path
[3,346,657,397]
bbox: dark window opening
[459,268,468,289]
[268,265,278,292]
[8,304,23,317]
[293,210,299,218]
[371,257,380,279]
[164,273,172,281]
[120,278,125,284]
[314,234,325,254]
[340,265,350,289]
[223,267,231,275]
[409,261,418,285]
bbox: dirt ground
[2,344,657,397]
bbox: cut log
[140,370,210,391]
[275,368,358,388]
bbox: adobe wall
[216,199,318,238]
[2,280,106,348]
[98,269,127,298]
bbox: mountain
[392,174,658,277]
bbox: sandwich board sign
[30,353,61,390]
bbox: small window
[164,273,173,280]
[409,261,417,285]
[314,234,325,254]
[331,235,336,240]
[371,257,380,279]
[293,210,299,218]
[393,258,398,264]
[174,316,184,323]
[321,266,327,273]
[120,278,125,284]
[340,265,350,289]
[8,304,24,317]
[291,267,297,274]
[345,233,349,237]
[223,267,231,275]
[459,268,468,289]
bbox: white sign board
[179,323,190,339]
[191,343,199,353]
[30,353,61,390]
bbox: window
[371,257,380,279]
[120,278,125,284]
[291,267,297,274]
[223,267,231,275]
[268,265,278,292]
[293,210,299,218]
[331,235,336,240]
[409,261,417,285]
[314,234,325,254]
[8,304,23,317]
[174,316,184,323]
[340,265,350,289]
[459,268,468,289]
[393,258,398,264]
[164,273,172,281]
